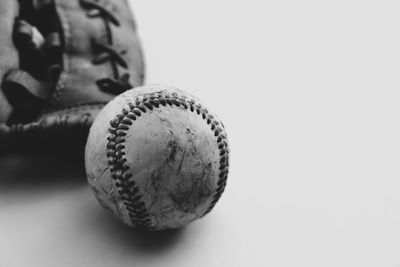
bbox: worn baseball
[85,85,229,230]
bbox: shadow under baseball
[90,207,187,254]
[1,152,188,254]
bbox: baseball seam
[106,91,229,229]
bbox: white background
[1,0,400,266]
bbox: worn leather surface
[53,0,145,106]
[85,86,229,230]
[0,102,106,154]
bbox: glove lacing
[81,0,133,95]
[3,0,134,124]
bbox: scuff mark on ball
[169,162,214,213]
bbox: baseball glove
[0,0,145,154]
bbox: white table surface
[1,0,400,266]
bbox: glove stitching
[80,0,133,96]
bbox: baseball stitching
[106,91,229,230]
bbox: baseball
[85,85,229,230]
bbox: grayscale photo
[0,0,399,266]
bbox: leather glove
[0,0,145,154]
